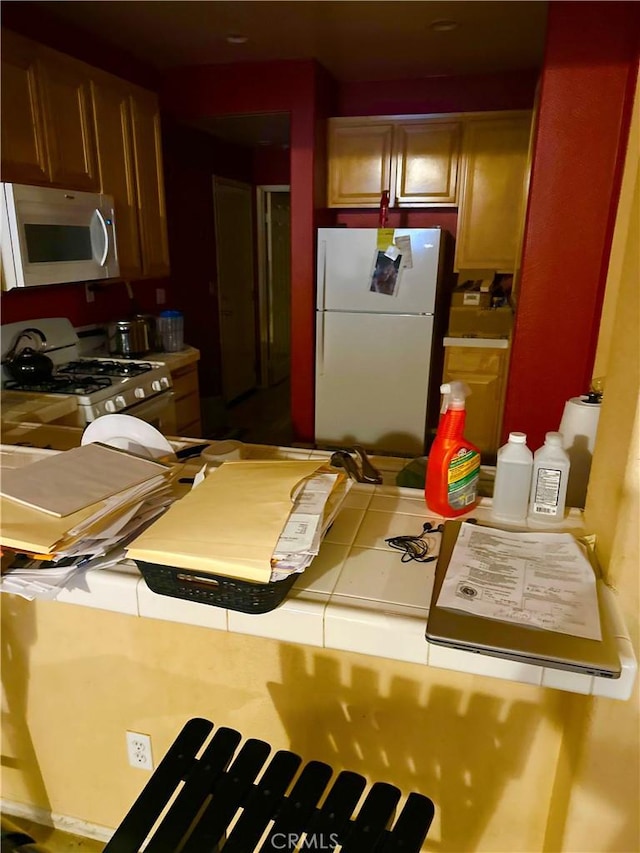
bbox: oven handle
[124,391,175,423]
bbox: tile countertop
[1,390,79,423]
[146,345,200,371]
[42,443,636,702]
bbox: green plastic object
[396,456,427,489]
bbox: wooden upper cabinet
[454,113,532,273]
[130,90,170,277]
[1,30,50,184]
[394,120,461,205]
[38,56,99,191]
[327,121,394,207]
[91,77,142,279]
[327,116,461,208]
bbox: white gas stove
[1,317,174,427]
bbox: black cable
[385,522,444,563]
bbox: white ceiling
[38,0,549,81]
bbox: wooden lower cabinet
[165,361,202,437]
[442,344,510,459]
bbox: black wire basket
[135,560,298,614]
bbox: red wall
[253,147,290,186]
[339,70,539,117]
[0,279,164,328]
[502,1,639,448]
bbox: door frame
[256,184,290,388]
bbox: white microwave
[0,182,120,289]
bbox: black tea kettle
[2,328,55,385]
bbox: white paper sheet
[436,522,602,640]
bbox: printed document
[436,523,602,640]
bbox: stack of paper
[127,459,352,584]
[1,443,178,599]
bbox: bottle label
[532,467,561,514]
[447,448,480,509]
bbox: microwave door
[2,184,119,288]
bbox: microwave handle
[92,208,109,267]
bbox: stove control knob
[151,380,162,392]
[134,388,146,399]
[160,376,170,389]
[105,400,116,413]
[115,395,126,409]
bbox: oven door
[124,391,176,433]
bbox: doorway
[212,176,258,404]
[257,185,291,388]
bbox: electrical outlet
[156,288,166,305]
[126,731,153,770]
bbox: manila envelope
[126,459,327,583]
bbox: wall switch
[156,288,166,305]
[85,283,95,303]
[126,731,153,770]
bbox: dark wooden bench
[105,718,435,852]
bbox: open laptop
[425,520,622,678]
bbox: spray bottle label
[447,448,480,509]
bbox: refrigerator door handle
[317,311,325,376]
[317,239,327,310]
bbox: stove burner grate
[61,359,153,377]
[5,375,113,396]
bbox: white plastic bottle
[491,432,533,523]
[528,431,570,523]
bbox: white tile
[353,509,439,554]
[591,638,638,701]
[368,454,408,473]
[323,506,366,545]
[308,449,333,461]
[324,595,429,664]
[541,666,593,694]
[293,543,349,595]
[343,487,374,510]
[600,585,631,639]
[332,546,435,609]
[137,579,229,630]
[427,643,544,685]
[369,492,431,516]
[244,445,313,460]
[56,563,141,615]
[227,590,326,646]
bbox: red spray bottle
[425,381,480,516]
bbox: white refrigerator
[315,227,445,456]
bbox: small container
[158,310,184,352]
[528,431,570,523]
[491,432,533,523]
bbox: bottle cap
[508,432,527,443]
[160,309,183,318]
[545,431,563,446]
